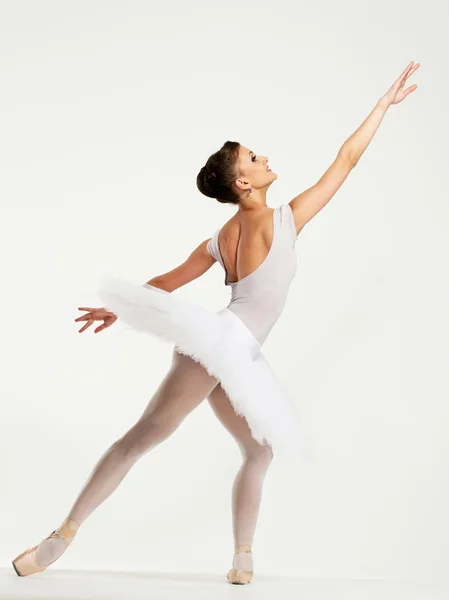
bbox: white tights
[36,348,273,568]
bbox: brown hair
[196,141,241,205]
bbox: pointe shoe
[12,518,79,577]
[226,544,254,585]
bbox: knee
[243,443,274,467]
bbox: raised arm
[289,60,420,234]
[144,238,216,292]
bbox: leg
[16,348,219,573]
[66,348,219,525]
[207,384,273,581]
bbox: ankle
[234,544,252,555]
[59,518,80,537]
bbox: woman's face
[235,145,277,194]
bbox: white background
[1,0,447,583]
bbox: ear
[234,178,251,192]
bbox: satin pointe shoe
[12,518,79,577]
[226,544,254,584]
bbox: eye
[251,155,257,162]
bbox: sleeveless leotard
[97,202,305,458]
[207,203,298,345]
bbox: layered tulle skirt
[97,277,307,460]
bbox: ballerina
[12,60,419,585]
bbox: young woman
[12,60,419,585]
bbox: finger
[75,314,92,322]
[94,323,109,333]
[401,64,418,88]
[78,307,114,318]
[401,61,414,77]
[403,84,418,97]
[405,63,420,81]
[396,61,414,86]
[94,316,117,333]
[78,319,94,333]
[78,319,94,332]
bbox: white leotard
[207,203,298,345]
[98,202,305,457]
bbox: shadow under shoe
[12,518,79,577]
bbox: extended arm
[288,101,387,233]
[143,238,216,292]
[289,60,419,234]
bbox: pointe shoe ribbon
[12,518,79,577]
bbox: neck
[238,189,268,211]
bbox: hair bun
[196,140,240,204]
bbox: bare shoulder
[238,206,274,229]
[218,207,272,251]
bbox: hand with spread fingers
[75,306,118,334]
[380,60,420,108]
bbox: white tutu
[97,276,308,460]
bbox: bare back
[216,208,276,285]
[207,203,298,345]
